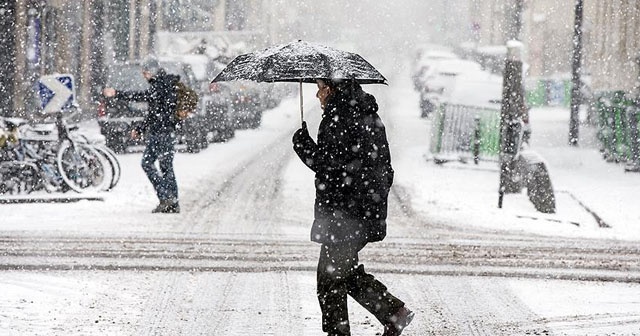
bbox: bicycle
[0,112,114,195]
[52,112,112,193]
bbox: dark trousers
[317,242,404,335]
[141,133,178,202]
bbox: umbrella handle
[299,80,304,125]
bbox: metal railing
[430,103,501,163]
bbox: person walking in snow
[292,78,414,336]
[103,58,181,213]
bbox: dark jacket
[115,70,180,136]
[293,84,394,245]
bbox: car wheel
[198,131,208,150]
[106,137,126,154]
[185,128,204,153]
[250,112,262,129]
[224,127,235,141]
[185,135,200,153]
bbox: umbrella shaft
[299,80,304,125]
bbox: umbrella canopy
[211,40,387,84]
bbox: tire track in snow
[137,272,237,335]
[531,312,640,334]
[396,276,551,335]
[182,130,294,235]
[138,272,181,336]
[2,234,639,282]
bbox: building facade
[0,0,272,118]
[469,0,640,94]
[0,0,107,117]
[584,0,640,93]
[469,0,574,78]
[520,0,574,78]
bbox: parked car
[412,48,458,91]
[227,81,264,129]
[176,54,235,142]
[204,81,236,141]
[97,61,207,153]
[97,62,147,153]
[159,59,209,152]
[417,59,484,118]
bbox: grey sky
[260,0,470,73]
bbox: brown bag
[175,81,198,120]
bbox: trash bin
[526,79,547,108]
[525,78,572,108]
[596,91,634,163]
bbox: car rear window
[107,65,149,91]
[160,62,197,87]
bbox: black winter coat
[293,86,394,244]
[116,70,180,136]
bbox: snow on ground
[509,279,640,335]
[382,70,640,242]
[0,91,304,235]
[2,58,640,335]
[4,61,635,241]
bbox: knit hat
[142,58,161,75]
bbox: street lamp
[569,0,584,146]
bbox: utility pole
[138,0,151,58]
[128,0,138,61]
[0,1,17,116]
[498,41,525,208]
[50,0,72,74]
[89,1,106,106]
[569,0,584,146]
[79,0,93,112]
[14,0,27,116]
[508,0,525,41]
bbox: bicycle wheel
[56,140,109,193]
[93,144,121,190]
[89,148,114,192]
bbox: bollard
[626,104,640,172]
[498,41,526,208]
[473,116,481,165]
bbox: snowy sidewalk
[384,77,640,242]
[527,107,640,240]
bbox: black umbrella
[211,40,387,123]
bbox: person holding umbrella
[211,40,412,335]
[292,78,414,336]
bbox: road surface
[1,74,639,335]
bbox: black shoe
[152,200,180,214]
[151,201,168,213]
[382,306,415,336]
[161,201,180,213]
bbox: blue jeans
[141,133,178,202]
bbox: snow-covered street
[4,270,640,335]
[1,63,639,335]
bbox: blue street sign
[38,74,75,113]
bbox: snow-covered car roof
[105,62,149,91]
[442,71,503,108]
[420,59,485,95]
[171,54,210,82]
[418,50,458,64]
[430,59,483,76]
[414,48,459,73]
